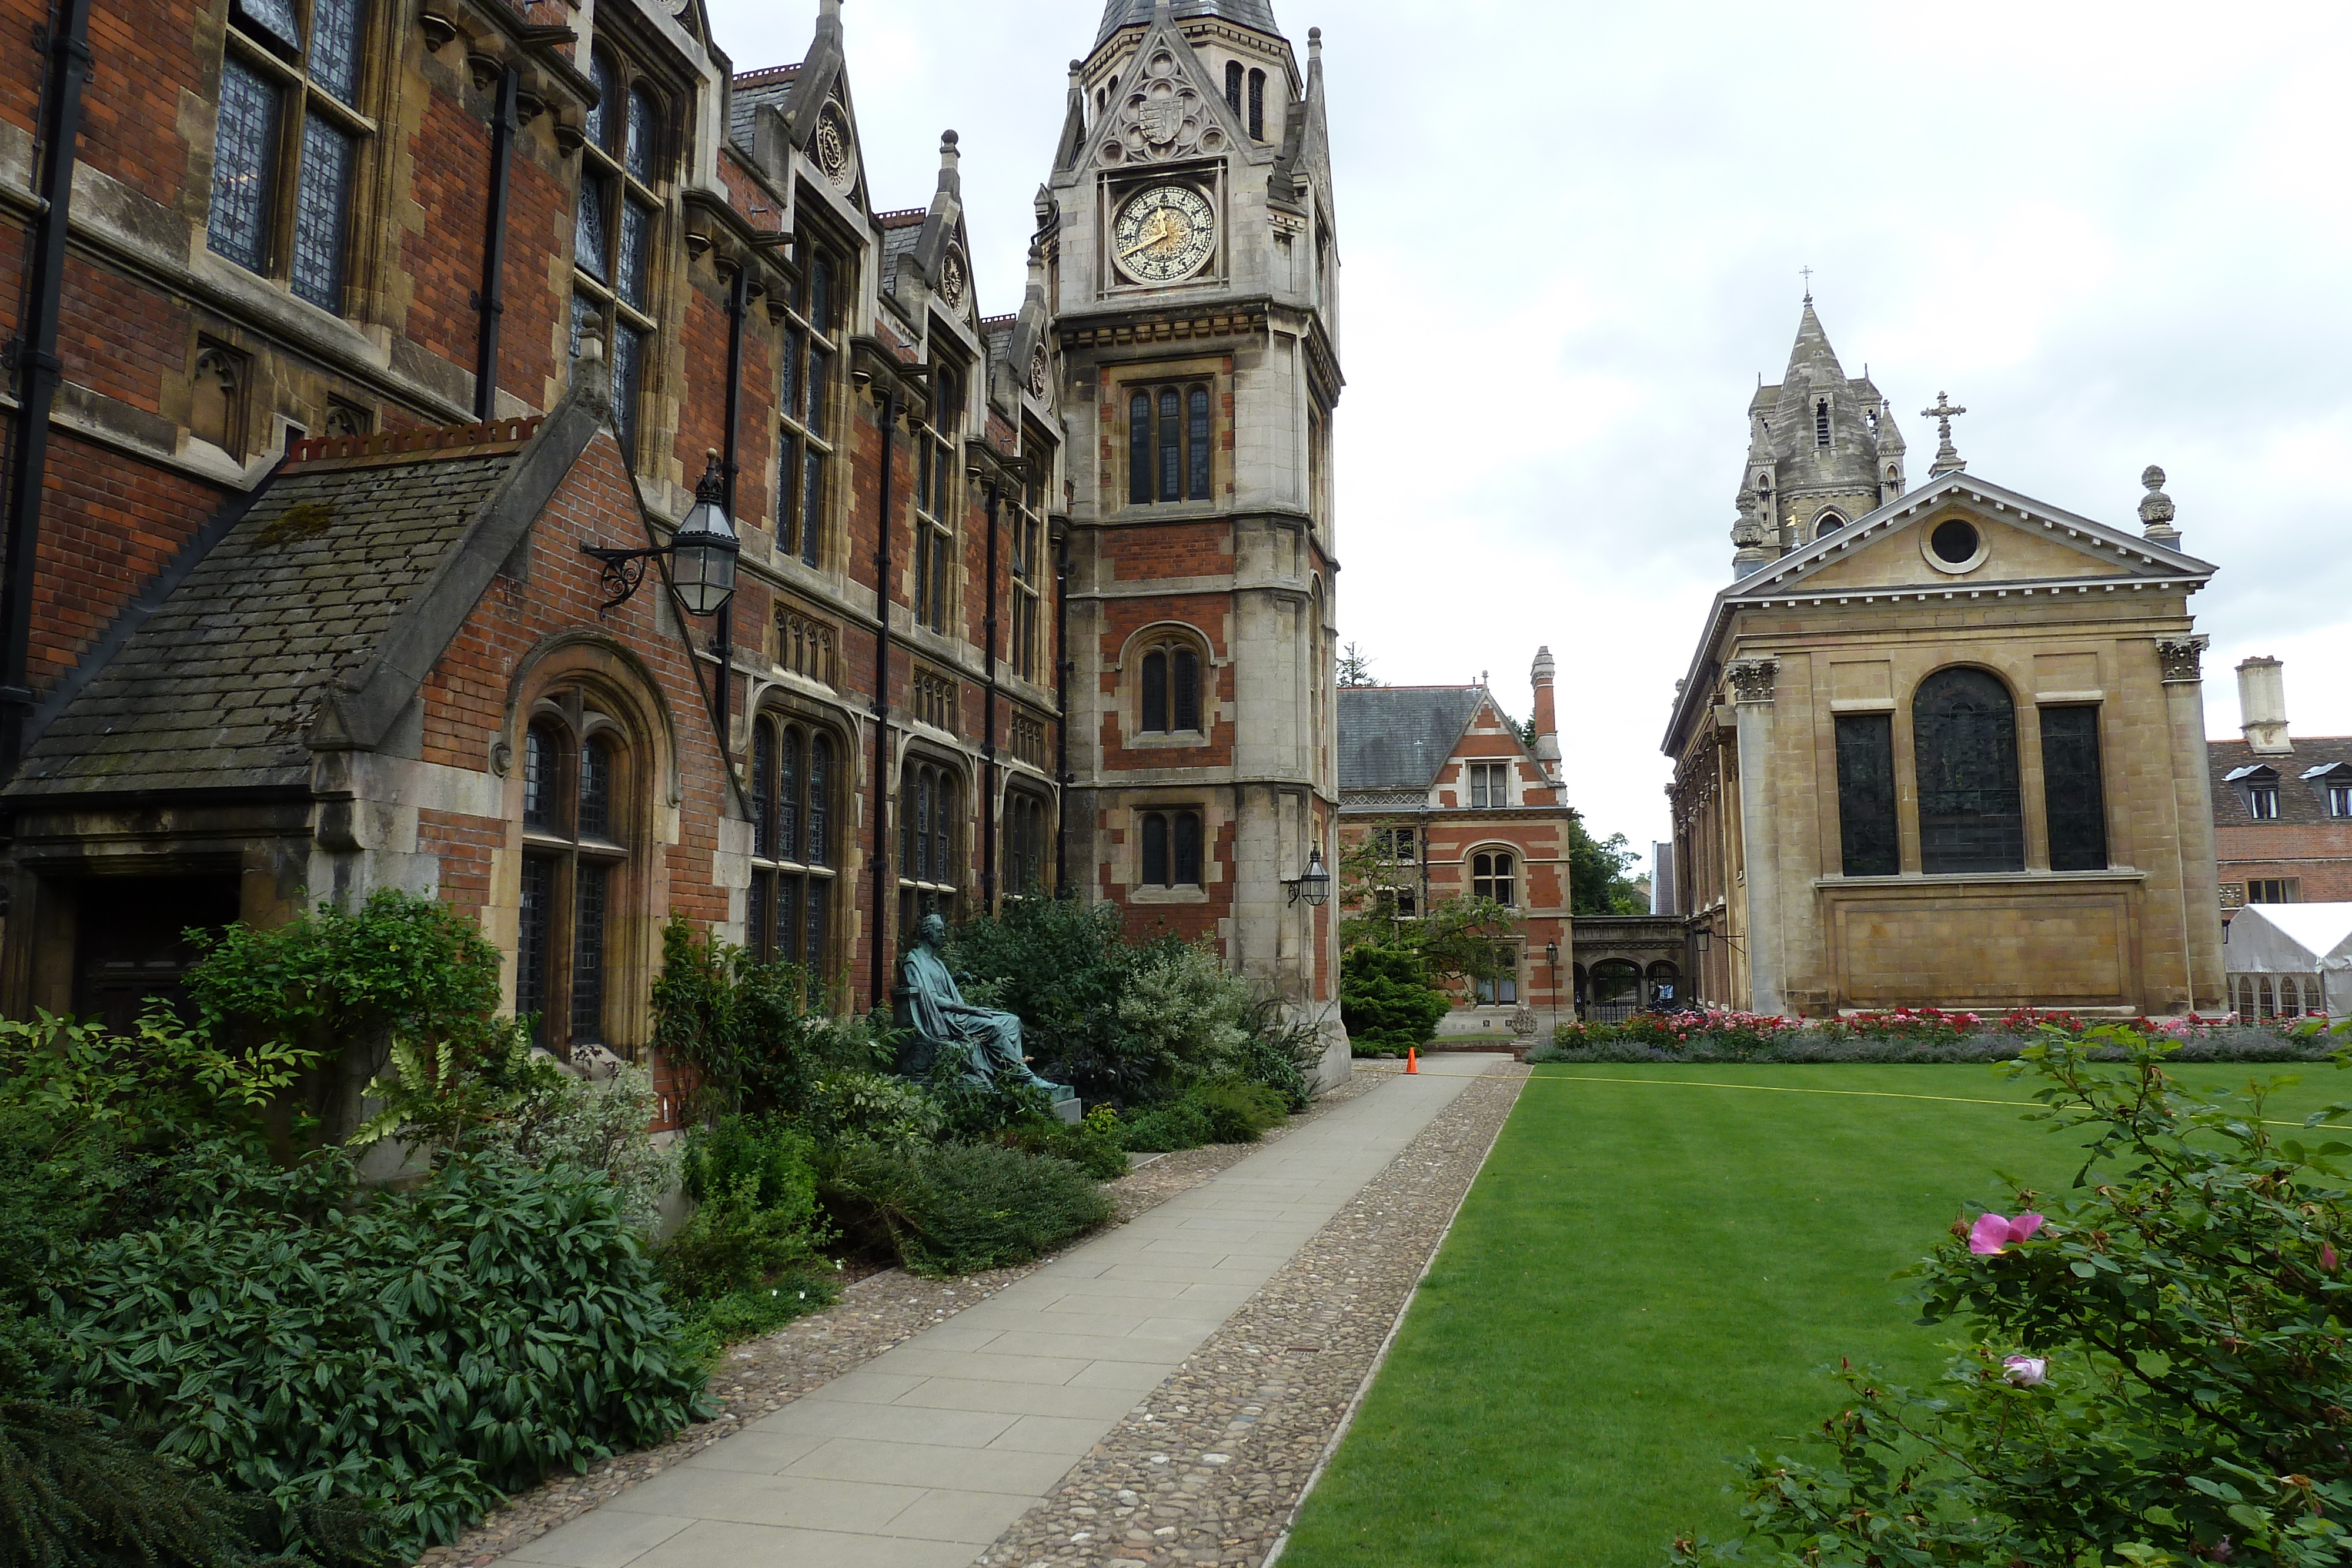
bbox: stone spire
[1095,0,1279,45]
[1734,296,1903,569]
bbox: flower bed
[1532,1008,2337,1065]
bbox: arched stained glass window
[1247,68,1265,141]
[579,736,614,839]
[1913,668,2024,874]
[1142,650,1169,733]
[1172,648,1200,733]
[517,706,633,1051]
[746,716,841,988]
[1225,61,1242,114]
[808,734,831,866]
[897,757,962,937]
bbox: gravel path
[416,1070,1389,1568]
[974,1058,1530,1568]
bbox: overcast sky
[707,0,2352,872]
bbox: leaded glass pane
[523,724,557,830]
[290,113,354,310]
[800,452,824,565]
[517,855,553,1042]
[779,872,801,970]
[750,723,774,860]
[612,322,643,459]
[586,52,614,152]
[805,875,827,975]
[1173,649,1200,731]
[569,292,599,360]
[1174,811,1202,886]
[810,253,834,330]
[915,771,933,882]
[1142,813,1168,887]
[1913,668,2024,874]
[806,349,829,434]
[1158,388,1180,502]
[576,170,611,282]
[306,0,365,102]
[935,780,953,887]
[808,734,831,864]
[626,85,658,182]
[572,863,607,1039]
[1187,386,1211,500]
[780,328,801,421]
[747,871,770,959]
[579,737,613,838]
[1833,713,1899,877]
[617,198,652,309]
[1129,393,1151,506]
[234,0,301,54]
[1142,651,1167,733]
[208,58,279,272]
[777,432,800,534]
[778,728,801,862]
[2040,706,2109,872]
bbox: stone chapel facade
[0,0,1347,1081]
[1665,305,2229,1018]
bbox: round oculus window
[1931,519,1982,564]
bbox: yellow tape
[1355,1064,2352,1132]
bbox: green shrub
[947,899,1152,1102]
[658,1178,829,1304]
[1114,940,1251,1085]
[1234,995,1322,1112]
[1003,1105,1130,1179]
[1117,1097,1215,1153]
[1340,944,1450,1052]
[47,1144,713,1559]
[477,1064,676,1231]
[650,918,888,1121]
[1119,1079,1289,1152]
[681,1116,819,1215]
[687,1271,843,1346]
[799,1069,945,1147]
[1673,1025,2352,1567]
[824,1142,1114,1276]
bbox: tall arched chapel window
[1913,668,2024,874]
[1247,68,1265,141]
[748,716,837,982]
[517,705,634,1051]
[1225,61,1243,115]
[898,757,961,936]
[571,48,672,463]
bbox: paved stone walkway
[505,1058,1506,1568]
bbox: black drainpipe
[980,479,1000,913]
[471,66,517,422]
[715,263,749,777]
[1053,528,1071,899]
[868,387,898,1008]
[0,0,95,782]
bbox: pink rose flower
[1969,1212,2046,1255]
[2001,1355,2047,1387]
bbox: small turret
[1733,292,1904,563]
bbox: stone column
[1728,657,1784,1015]
[2159,635,2228,1012]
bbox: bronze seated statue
[893,912,1079,1116]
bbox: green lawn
[1278,1060,2352,1568]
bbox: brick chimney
[2238,655,2293,755]
[1530,646,1561,783]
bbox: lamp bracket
[580,543,673,611]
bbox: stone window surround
[1107,350,1227,510]
[1121,790,1222,904]
[1113,621,1221,750]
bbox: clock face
[1112,185,1215,285]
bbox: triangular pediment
[1085,7,1255,174]
[1728,471,2216,601]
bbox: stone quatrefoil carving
[1101,49,1226,163]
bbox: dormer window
[2227,763,2283,822]
[2304,762,2352,818]
[2250,786,2281,820]
[1815,398,1831,447]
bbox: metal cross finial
[1799,265,1814,303]
[1922,390,1969,476]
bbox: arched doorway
[1589,959,1642,1021]
[1645,960,1682,1009]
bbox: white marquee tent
[2224,903,2352,1019]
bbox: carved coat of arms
[1140,97,1184,146]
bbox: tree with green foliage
[1675,1024,2352,1567]
[1569,818,1649,914]
[1339,944,1451,1051]
[1336,832,1522,995]
[1336,641,1381,686]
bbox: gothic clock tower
[1043,0,1346,1076]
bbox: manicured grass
[1278,1060,2352,1568]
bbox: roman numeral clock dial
[1112,184,1215,285]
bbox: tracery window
[517,703,634,1051]
[1913,667,2024,874]
[1139,639,1203,734]
[1126,382,1214,506]
[776,243,842,566]
[1833,713,1899,877]
[2039,706,2110,872]
[898,758,961,935]
[1005,791,1051,898]
[746,716,837,983]
[208,0,370,313]
[1472,850,1515,907]
[915,364,963,632]
[1010,473,1045,684]
[571,48,671,463]
[1140,810,1204,888]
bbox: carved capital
[1726,658,1779,704]
[2157,635,2209,684]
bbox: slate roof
[1338,686,1486,791]
[876,209,925,296]
[1095,0,1279,44]
[728,63,799,153]
[9,433,534,798]
[2209,736,2352,830]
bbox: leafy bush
[1002,1105,1131,1180]
[477,1064,676,1231]
[823,1142,1114,1276]
[1119,1079,1289,1152]
[680,1115,820,1215]
[1234,994,1324,1113]
[185,890,528,1149]
[799,1068,946,1148]
[1671,1027,2352,1567]
[662,1118,829,1307]
[1117,1096,1215,1154]
[47,1144,713,1559]
[947,899,1152,1102]
[1341,944,1451,1052]
[1115,940,1251,1086]
[689,1273,841,1346]
[0,1008,320,1155]
[649,917,886,1121]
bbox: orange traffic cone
[1406,1047,1419,1075]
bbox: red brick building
[1336,649,1574,1031]
[0,0,1351,1088]
[2212,656,2352,920]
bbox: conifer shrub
[822,1142,1114,1277]
[1340,944,1451,1053]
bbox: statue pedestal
[1051,1094,1082,1125]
